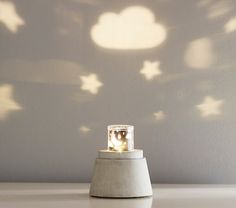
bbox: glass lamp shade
[107,125,134,151]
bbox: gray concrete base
[89,156,152,198]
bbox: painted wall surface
[0,0,236,183]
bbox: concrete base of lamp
[89,149,152,198]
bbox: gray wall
[0,0,236,183]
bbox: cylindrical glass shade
[107,125,134,151]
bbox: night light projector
[89,125,152,198]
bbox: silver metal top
[98,149,143,159]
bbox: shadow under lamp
[89,125,152,198]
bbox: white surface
[0,183,236,208]
[90,157,152,197]
[98,149,143,159]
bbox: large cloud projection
[91,6,167,49]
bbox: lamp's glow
[108,125,134,151]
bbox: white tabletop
[0,183,236,208]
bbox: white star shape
[196,96,224,117]
[79,125,91,133]
[0,1,25,33]
[153,110,166,121]
[140,61,162,80]
[80,73,103,94]
[0,84,22,120]
[224,17,236,33]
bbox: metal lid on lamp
[98,149,143,159]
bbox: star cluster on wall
[0,2,231,123]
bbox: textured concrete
[89,157,152,198]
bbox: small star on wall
[79,125,91,133]
[80,73,103,94]
[196,96,224,117]
[140,61,162,80]
[0,84,22,120]
[153,110,166,121]
[224,17,236,33]
[0,1,25,33]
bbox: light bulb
[107,125,134,151]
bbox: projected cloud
[0,84,22,120]
[184,38,215,69]
[196,96,224,117]
[0,1,25,33]
[91,6,167,49]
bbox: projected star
[79,125,91,133]
[0,84,22,120]
[196,96,224,117]
[0,1,25,33]
[153,110,166,120]
[224,17,236,33]
[140,61,162,80]
[80,73,103,94]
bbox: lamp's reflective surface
[107,125,134,151]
